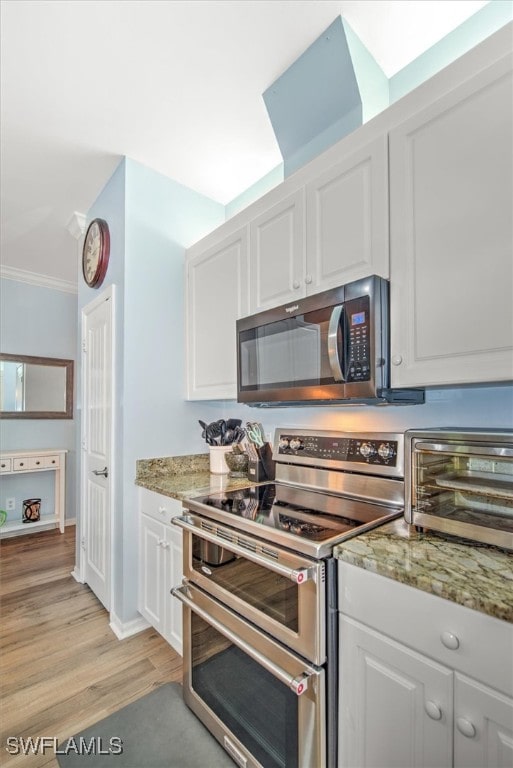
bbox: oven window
[191,612,298,768]
[192,536,299,632]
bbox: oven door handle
[173,515,315,585]
[172,583,317,696]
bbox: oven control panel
[275,430,401,468]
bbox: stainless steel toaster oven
[405,428,513,550]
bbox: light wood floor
[0,527,182,768]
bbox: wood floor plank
[0,527,182,768]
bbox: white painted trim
[0,265,77,294]
[71,567,84,583]
[109,612,150,640]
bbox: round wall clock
[82,218,110,288]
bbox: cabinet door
[339,615,452,768]
[454,673,513,768]
[249,190,306,313]
[139,514,166,635]
[390,56,513,387]
[165,524,183,655]
[186,226,249,399]
[306,135,389,294]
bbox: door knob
[92,466,109,478]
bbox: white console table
[0,449,67,537]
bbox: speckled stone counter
[135,453,256,501]
[334,519,513,623]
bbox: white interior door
[81,286,114,611]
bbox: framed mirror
[0,354,74,419]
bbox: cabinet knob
[293,280,300,290]
[440,631,460,650]
[159,506,167,515]
[456,718,476,739]
[391,355,403,366]
[304,275,313,285]
[424,701,442,721]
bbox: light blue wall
[0,278,77,523]
[226,1,513,217]
[389,0,513,102]
[77,159,126,619]
[79,157,227,624]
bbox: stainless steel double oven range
[172,429,405,768]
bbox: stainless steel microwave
[236,276,424,407]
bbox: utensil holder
[209,446,232,474]
[247,443,275,482]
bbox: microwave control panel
[345,296,371,382]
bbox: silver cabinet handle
[173,515,315,584]
[172,583,316,695]
[425,701,442,720]
[456,718,476,739]
[327,305,345,382]
[92,466,108,478]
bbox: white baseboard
[109,612,151,640]
[70,567,84,583]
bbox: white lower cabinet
[338,562,513,768]
[454,674,513,768]
[339,616,453,768]
[138,488,183,655]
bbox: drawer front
[42,455,60,469]
[13,457,37,471]
[12,456,59,471]
[0,458,12,473]
[338,561,513,697]
[139,487,183,525]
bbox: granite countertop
[135,453,257,501]
[334,519,513,623]
[135,454,513,623]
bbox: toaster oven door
[408,440,513,550]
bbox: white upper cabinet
[249,190,305,314]
[186,226,249,400]
[389,54,513,387]
[248,135,389,314]
[306,134,389,291]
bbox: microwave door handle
[327,305,345,382]
[172,583,318,695]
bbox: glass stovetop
[189,482,402,554]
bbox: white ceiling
[0,0,490,286]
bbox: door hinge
[81,339,87,353]
[81,536,86,550]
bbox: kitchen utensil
[222,428,234,445]
[205,421,223,445]
[233,426,246,443]
[246,422,264,447]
